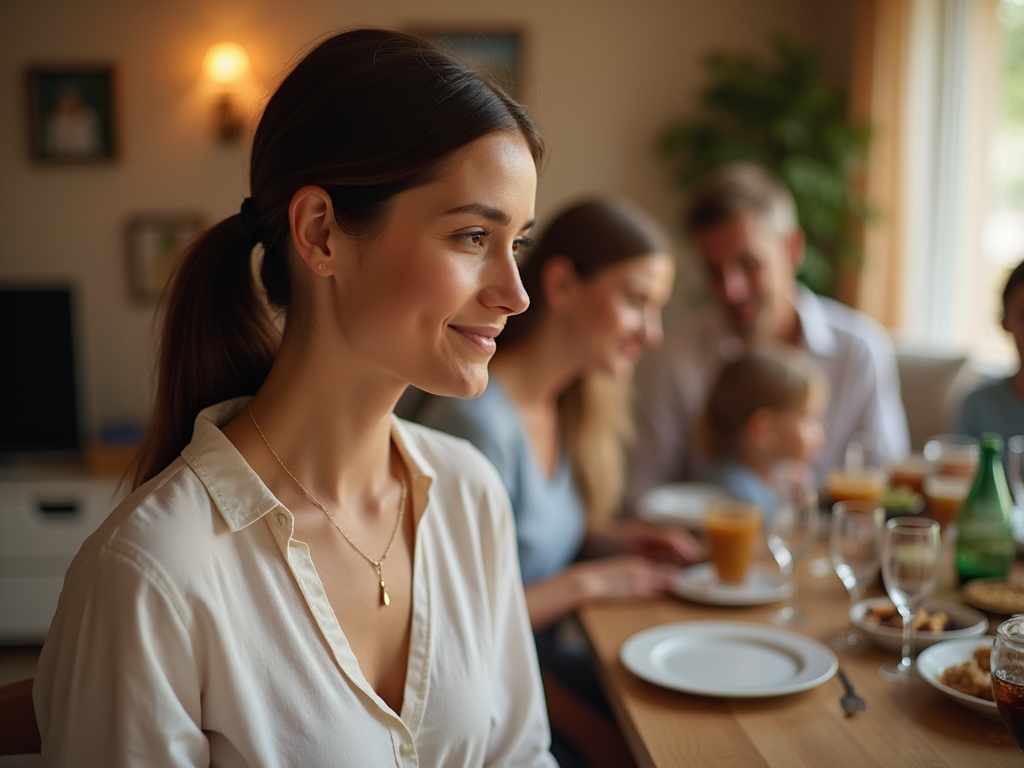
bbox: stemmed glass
[766,463,819,625]
[878,517,941,682]
[828,501,885,649]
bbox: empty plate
[621,620,838,697]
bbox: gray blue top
[417,380,588,585]
[714,458,776,520]
[955,378,1024,443]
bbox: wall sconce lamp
[201,42,252,143]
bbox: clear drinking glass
[992,616,1024,754]
[1006,435,1024,506]
[766,462,819,626]
[878,517,941,682]
[829,501,885,649]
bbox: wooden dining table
[578,541,1020,768]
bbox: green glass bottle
[955,433,1015,583]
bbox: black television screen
[0,287,80,454]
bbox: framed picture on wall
[126,214,206,302]
[26,65,118,163]
[422,30,523,99]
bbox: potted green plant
[658,38,872,296]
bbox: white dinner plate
[671,563,791,606]
[636,483,726,529]
[620,620,838,697]
[917,637,1001,722]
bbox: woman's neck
[221,325,405,513]
[491,326,583,409]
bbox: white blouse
[34,398,555,767]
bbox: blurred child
[700,344,828,517]
[956,259,1024,440]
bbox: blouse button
[399,742,415,757]
[275,512,288,527]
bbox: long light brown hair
[132,29,543,489]
[700,344,826,458]
[502,198,671,521]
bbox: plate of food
[849,597,988,653]
[917,637,1000,721]
[635,483,726,529]
[962,577,1024,615]
[620,621,837,698]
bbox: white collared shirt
[34,398,555,767]
[627,287,910,505]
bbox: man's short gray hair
[684,162,797,238]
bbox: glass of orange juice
[922,474,970,530]
[705,500,762,583]
[924,434,978,478]
[890,454,933,494]
[825,468,887,503]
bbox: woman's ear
[539,255,580,312]
[288,186,340,276]
[746,408,779,452]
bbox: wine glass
[766,462,819,625]
[992,616,1024,754]
[829,500,885,649]
[1006,435,1024,506]
[878,517,941,682]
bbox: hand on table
[574,555,681,601]
[586,519,703,566]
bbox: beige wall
[0,0,855,440]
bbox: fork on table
[838,670,866,716]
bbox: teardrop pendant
[377,563,389,607]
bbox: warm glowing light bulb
[202,42,251,86]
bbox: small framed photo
[26,65,118,162]
[126,214,205,302]
[425,31,523,99]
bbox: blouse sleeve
[34,541,206,767]
[481,483,558,768]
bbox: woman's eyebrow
[442,203,512,226]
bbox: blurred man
[626,163,908,506]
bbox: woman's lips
[449,324,502,354]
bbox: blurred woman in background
[419,197,701,767]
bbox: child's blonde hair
[700,344,827,458]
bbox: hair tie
[239,197,264,245]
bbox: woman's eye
[458,231,489,248]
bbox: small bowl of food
[849,597,988,653]
[917,637,1000,721]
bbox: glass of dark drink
[993,616,1024,754]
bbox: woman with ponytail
[34,29,554,767]
[418,198,701,767]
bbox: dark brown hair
[501,197,671,521]
[133,29,543,488]
[1003,259,1024,315]
[685,162,797,237]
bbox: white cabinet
[0,467,124,644]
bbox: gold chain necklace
[248,402,406,607]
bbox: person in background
[418,197,702,768]
[627,162,908,507]
[956,258,1024,440]
[700,344,828,518]
[33,30,556,766]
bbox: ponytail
[131,216,279,487]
